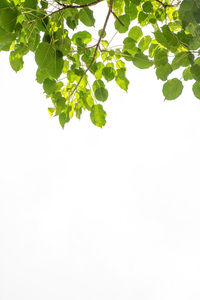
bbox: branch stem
[111,11,124,26]
[70,0,114,97]
[155,0,174,8]
[48,0,104,17]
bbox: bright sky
[1,6,200,299]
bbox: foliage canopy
[1,0,200,127]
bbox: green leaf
[95,87,108,102]
[149,43,159,58]
[156,63,172,81]
[171,52,194,70]
[0,5,18,32]
[28,30,40,52]
[123,37,138,57]
[9,51,23,72]
[0,0,9,8]
[183,67,193,81]
[116,60,125,69]
[72,31,92,45]
[54,30,71,55]
[65,16,79,30]
[36,68,49,84]
[102,66,115,81]
[55,97,67,115]
[161,25,179,51]
[23,0,37,8]
[132,0,141,5]
[154,30,168,49]
[163,78,183,100]
[125,0,138,20]
[113,0,124,15]
[43,78,57,95]
[90,104,106,127]
[154,48,168,68]
[132,53,153,69]
[41,0,48,9]
[48,108,56,117]
[35,42,64,79]
[59,112,70,129]
[35,43,54,69]
[128,26,143,42]
[179,0,200,28]
[176,30,192,49]
[92,79,105,91]
[98,29,106,38]
[138,11,148,26]
[2,0,200,129]
[75,104,82,119]
[115,68,129,91]
[123,37,136,50]
[0,27,15,49]
[114,14,130,34]
[142,1,153,13]
[79,8,95,27]
[191,64,200,81]
[192,81,200,99]
[138,35,152,52]
[81,94,94,111]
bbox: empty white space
[1,8,200,299]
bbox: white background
[1,7,200,299]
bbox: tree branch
[70,0,114,98]
[155,0,174,8]
[48,0,104,17]
[111,11,124,26]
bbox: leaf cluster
[1,0,200,128]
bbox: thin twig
[111,11,124,26]
[70,0,114,98]
[155,0,174,8]
[47,0,104,17]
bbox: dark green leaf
[79,8,95,27]
[125,1,138,20]
[192,81,200,99]
[154,48,168,68]
[92,79,105,91]
[191,64,200,81]
[171,52,194,70]
[43,78,57,95]
[0,6,18,32]
[156,63,172,81]
[102,66,115,81]
[35,42,64,79]
[95,87,108,102]
[132,53,153,69]
[183,67,193,81]
[142,1,153,13]
[114,14,130,33]
[163,78,183,100]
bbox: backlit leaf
[128,26,143,41]
[90,104,106,127]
